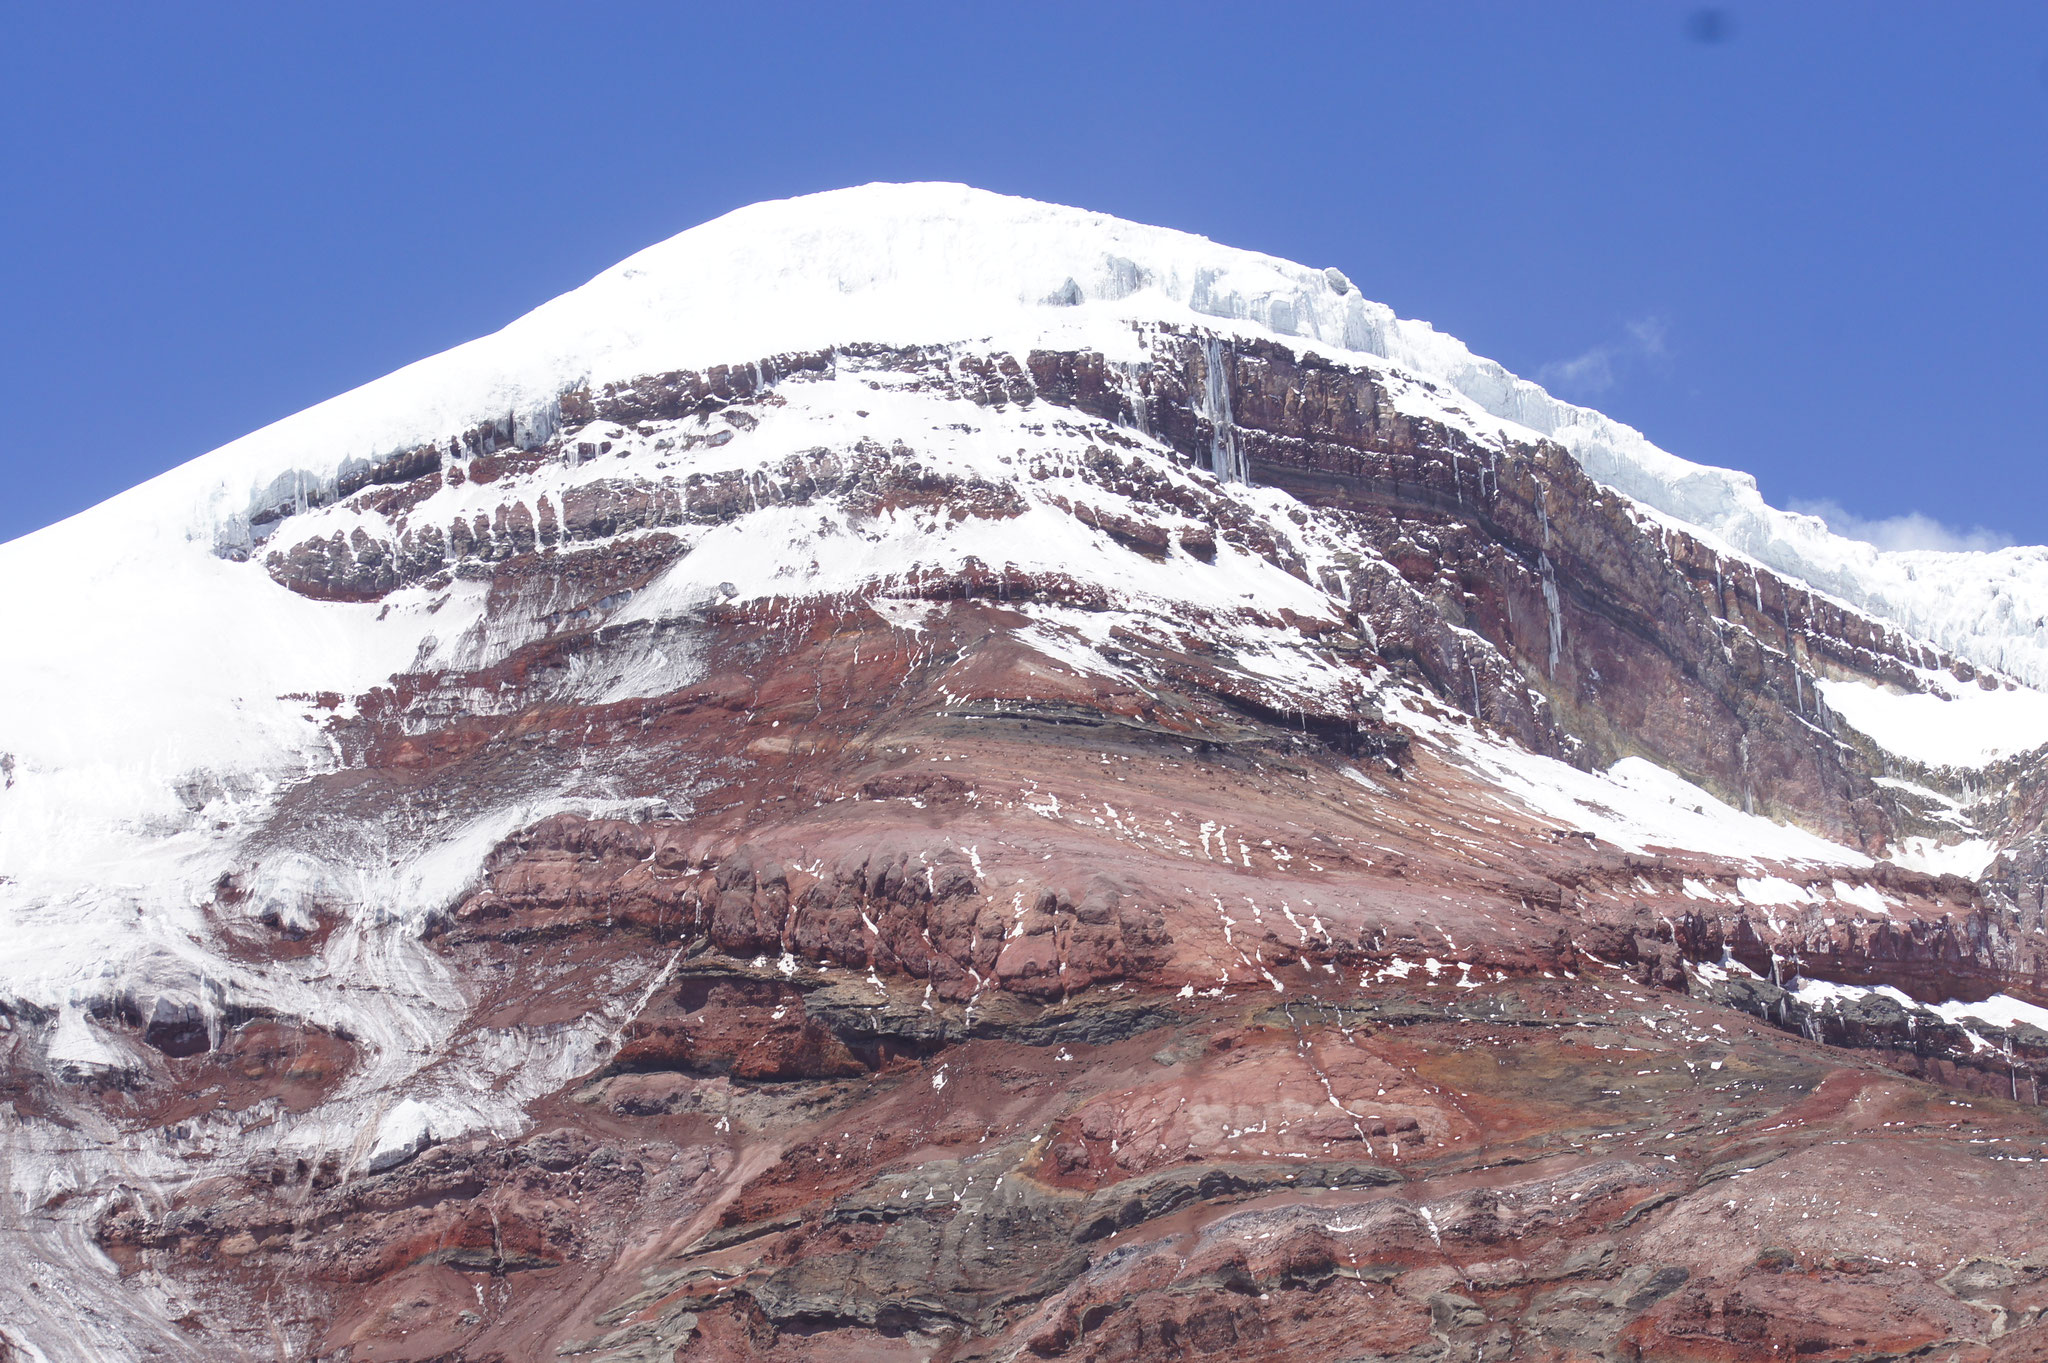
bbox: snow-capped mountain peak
[6,184,2048,1362]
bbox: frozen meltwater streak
[1199,335,1246,483]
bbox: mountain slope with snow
[6,183,2048,1363]
[13,183,2045,686]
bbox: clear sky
[3,2,2045,548]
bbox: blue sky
[3,2,2044,548]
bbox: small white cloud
[1538,315,1669,398]
[1624,316,1669,356]
[1538,345,1618,395]
[1788,498,2015,554]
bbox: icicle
[1780,603,1806,717]
[1539,552,1563,678]
[1199,337,1246,482]
[1117,360,1151,438]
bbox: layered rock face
[6,185,2048,1361]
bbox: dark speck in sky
[1686,8,1734,44]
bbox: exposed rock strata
[9,329,2048,1362]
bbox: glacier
[2,181,2045,1361]
[7,182,2040,686]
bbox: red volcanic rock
[61,556,2048,1357]
[12,192,2048,1363]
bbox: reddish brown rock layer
[15,335,2048,1362]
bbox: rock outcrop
[7,186,2048,1362]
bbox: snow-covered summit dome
[8,181,2048,686]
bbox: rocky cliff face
[7,185,2048,1362]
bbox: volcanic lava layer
[7,186,2048,1361]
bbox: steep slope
[4,184,2048,1361]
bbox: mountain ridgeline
[4,185,2048,1361]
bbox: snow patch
[1891,837,1999,880]
[366,1098,439,1173]
[1817,670,2048,768]
[1931,995,2048,1034]
[1416,703,1868,868]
